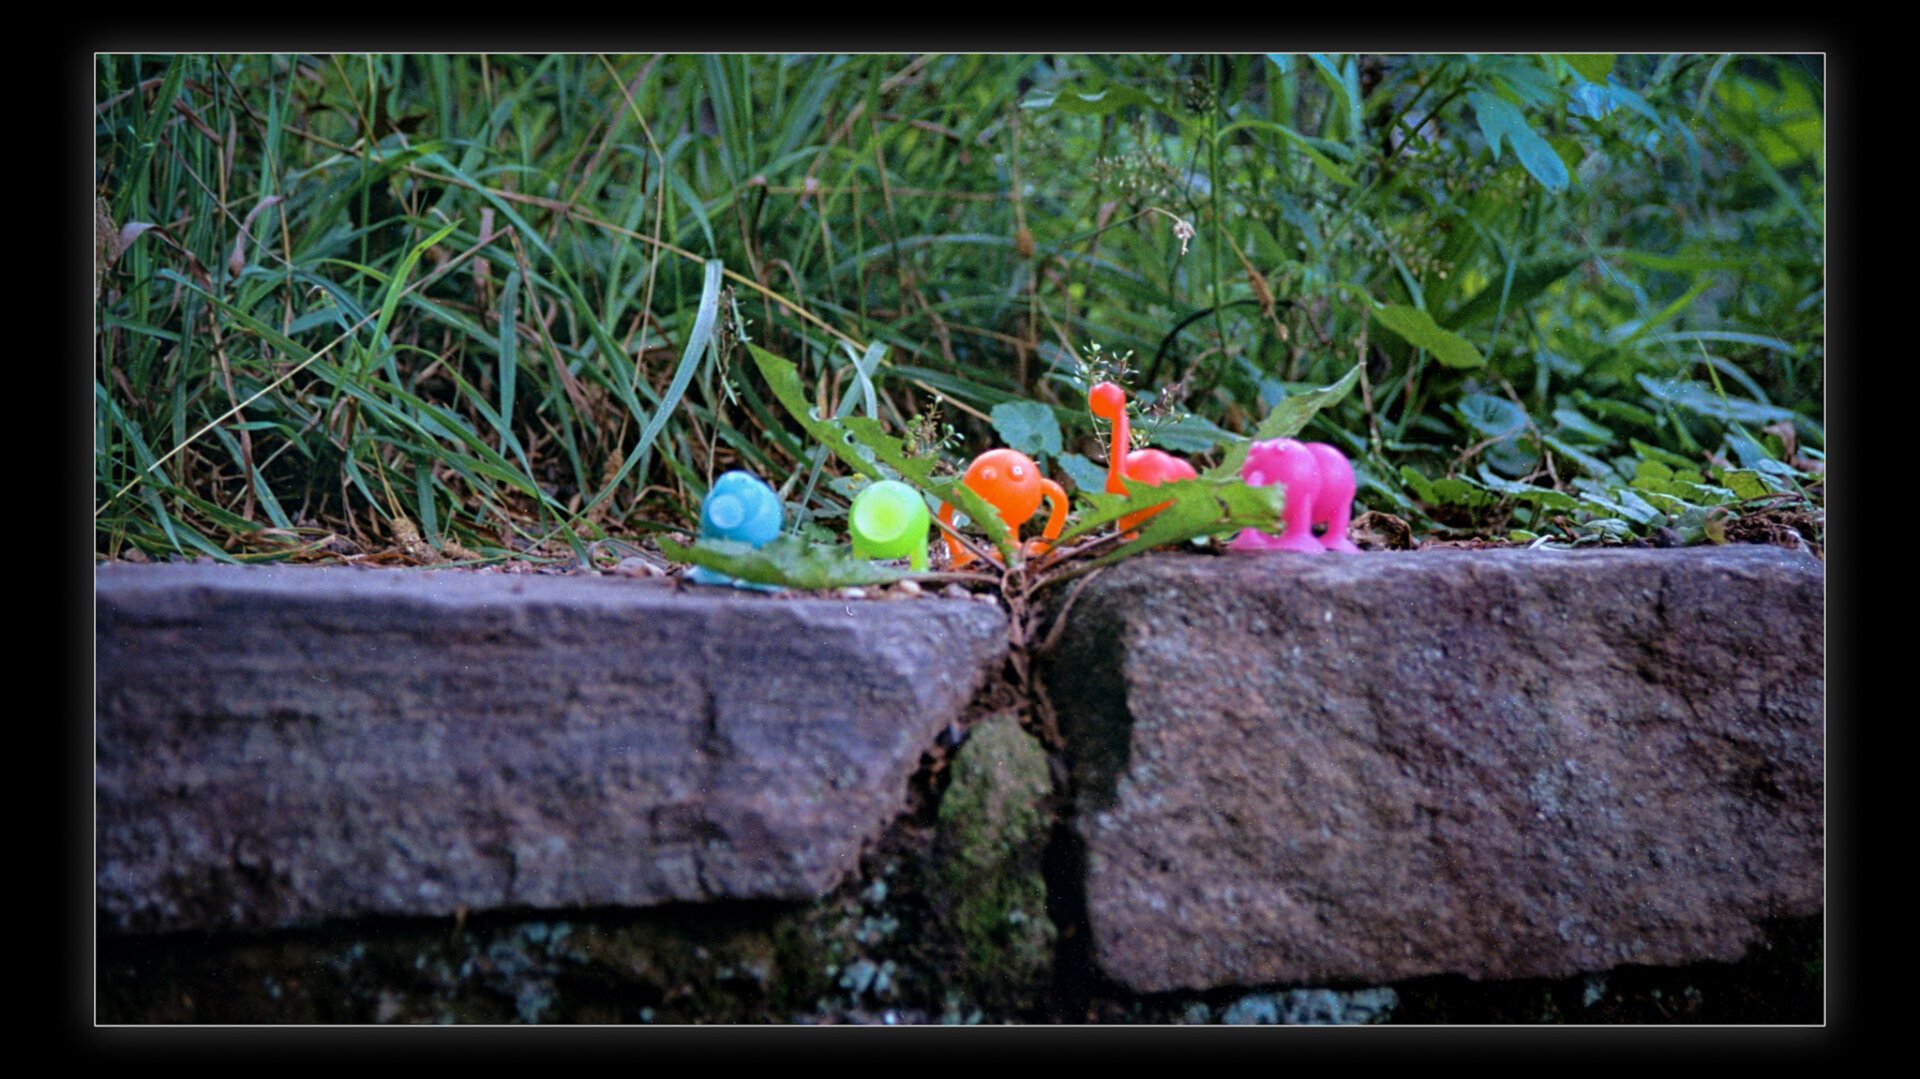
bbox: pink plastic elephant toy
[1228,439,1361,553]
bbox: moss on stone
[931,714,1057,1009]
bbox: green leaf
[1556,54,1615,83]
[370,220,463,372]
[1468,91,1570,191]
[1474,468,1580,510]
[748,344,1016,563]
[1204,364,1362,481]
[1635,376,1801,426]
[1399,467,1499,510]
[587,258,726,513]
[1142,412,1233,454]
[1051,475,1283,562]
[1456,391,1527,439]
[1612,249,1743,274]
[1631,438,1699,471]
[660,536,910,590]
[990,400,1063,460]
[1057,452,1109,495]
[1719,468,1772,501]
[1215,119,1359,187]
[1640,329,1799,356]
[1441,255,1587,331]
[1551,407,1615,445]
[1371,304,1487,369]
[1020,85,1173,118]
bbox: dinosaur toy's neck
[1089,382,1131,496]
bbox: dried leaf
[228,194,284,276]
[113,221,159,265]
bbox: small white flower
[1172,217,1195,255]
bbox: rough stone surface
[96,563,1008,935]
[1039,546,1824,994]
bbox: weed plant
[94,54,1824,567]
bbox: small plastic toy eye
[1010,464,1025,479]
[981,467,998,482]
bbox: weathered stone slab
[1039,546,1824,994]
[97,564,1008,934]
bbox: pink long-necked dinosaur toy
[1228,438,1361,553]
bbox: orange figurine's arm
[938,500,976,568]
[1027,478,1070,556]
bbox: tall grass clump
[95,54,1823,564]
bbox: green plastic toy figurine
[849,479,931,571]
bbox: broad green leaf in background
[1020,84,1175,119]
[1556,54,1616,83]
[1057,452,1109,495]
[1441,255,1588,331]
[990,400,1063,460]
[1215,119,1359,187]
[1469,91,1570,191]
[1455,390,1537,475]
[1635,375,1803,426]
[1399,467,1499,510]
[1474,467,1581,510]
[1720,468,1773,501]
[1142,412,1234,454]
[1370,304,1488,369]
[1204,364,1362,481]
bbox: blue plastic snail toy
[688,470,785,589]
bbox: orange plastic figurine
[938,448,1069,567]
[1088,381,1197,533]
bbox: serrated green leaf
[661,535,910,590]
[747,344,1015,563]
[1051,476,1283,564]
[1055,473,1278,547]
[1634,458,1677,486]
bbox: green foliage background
[94,54,1823,562]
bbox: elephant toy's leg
[1306,442,1361,553]
[1228,527,1283,551]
